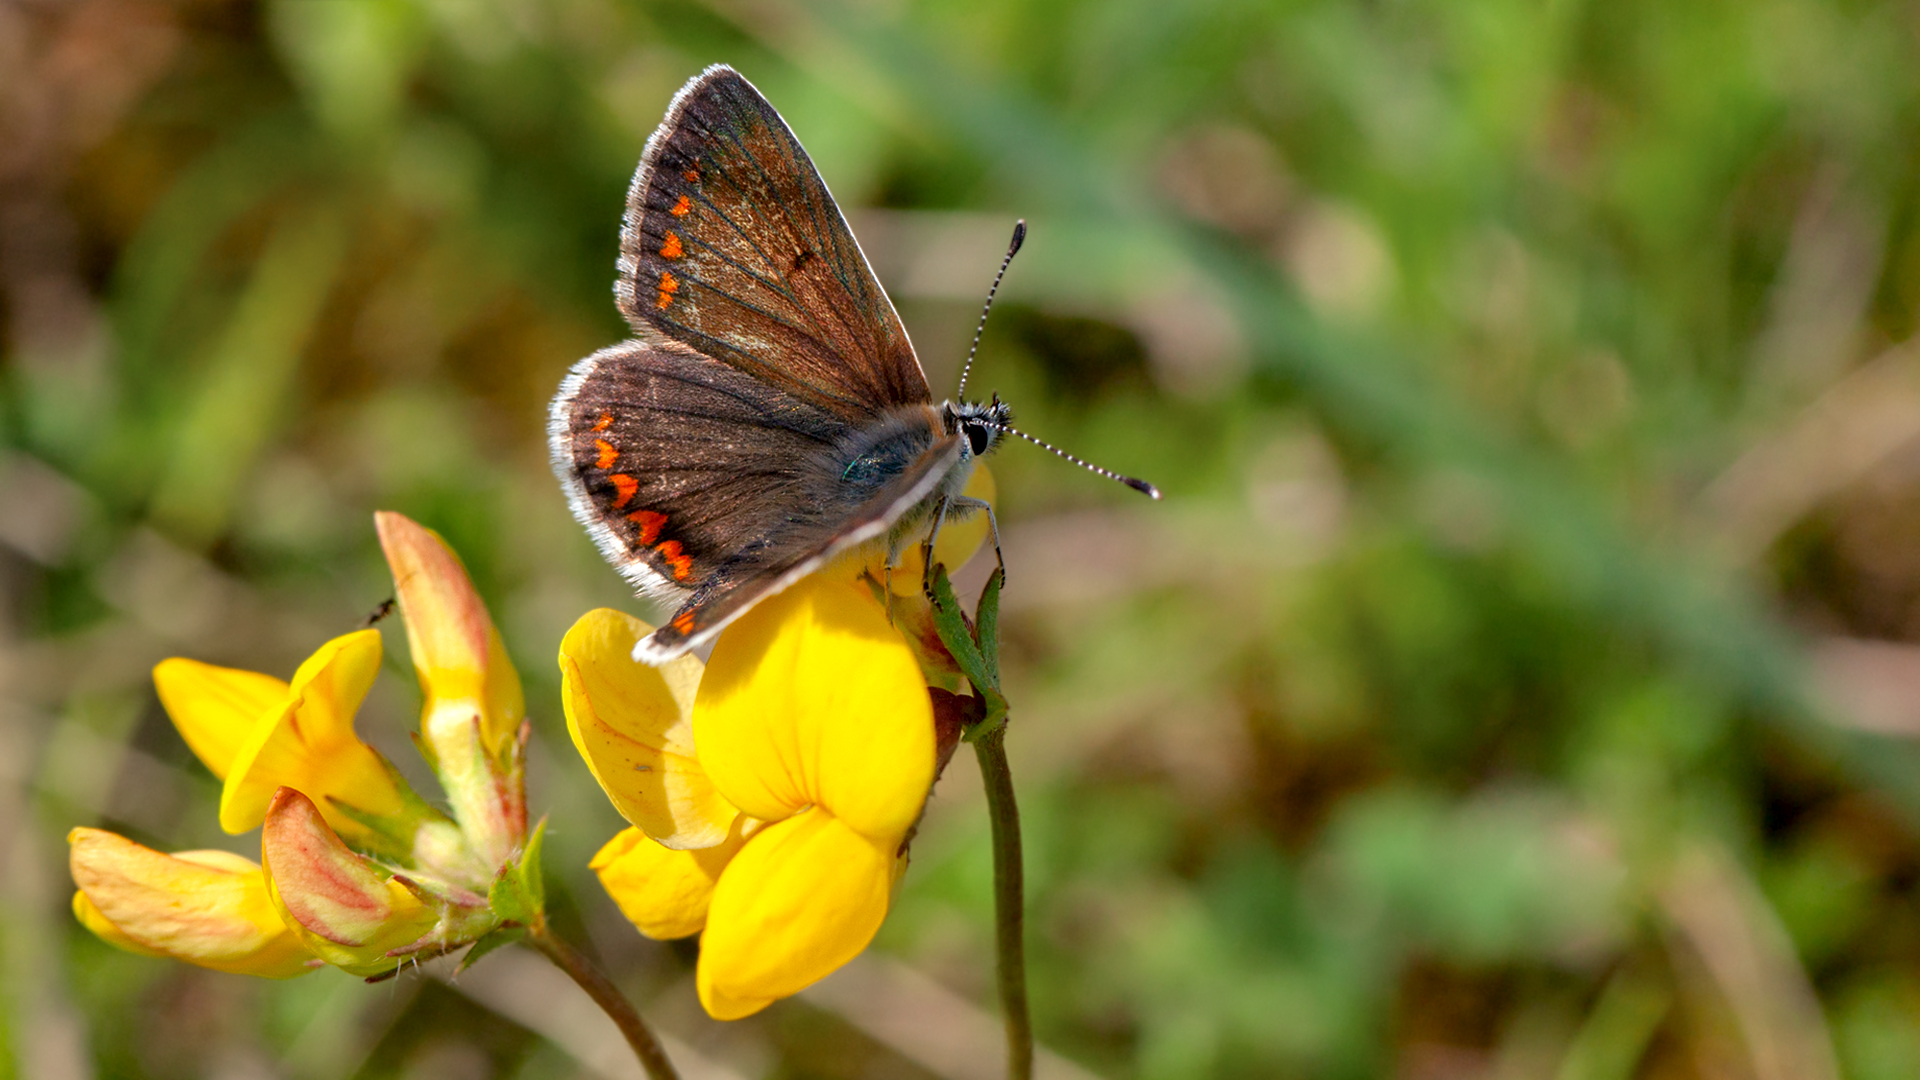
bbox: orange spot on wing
[609,473,638,509]
[655,539,693,581]
[669,195,691,216]
[626,509,666,546]
[591,412,614,432]
[659,232,683,259]
[655,270,679,310]
[671,610,696,635]
[682,167,700,183]
[594,439,618,469]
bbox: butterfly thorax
[943,398,1010,461]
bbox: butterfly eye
[966,424,992,457]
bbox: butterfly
[550,64,1155,664]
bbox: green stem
[975,724,1033,1080]
[527,922,680,1080]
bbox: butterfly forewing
[618,66,930,419]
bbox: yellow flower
[68,828,315,978]
[70,511,526,979]
[154,630,410,851]
[561,574,935,1019]
[75,632,436,979]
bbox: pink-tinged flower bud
[260,788,439,978]
[68,828,315,978]
[376,511,526,866]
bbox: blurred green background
[7,0,1920,1076]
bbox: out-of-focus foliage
[7,0,1920,1076]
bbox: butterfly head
[945,396,1011,460]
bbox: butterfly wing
[636,429,966,663]
[550,340,963,659]
[552,340,849,598]
[616,65,932,419]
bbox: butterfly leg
[880,538,902,625]
[948,495,1004,585]
[920,496,952,603]
[920,495,1003,603]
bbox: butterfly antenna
[955,219,1026,401]
[990,421,1162,499]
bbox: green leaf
[487,868,530,924]
[456,924,527,974]
[488,818,548,924]
[520,817,547,911]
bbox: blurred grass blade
[149,203,350,547]
[1556,967,1670,1080]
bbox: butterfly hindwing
[616,65,931,420]
[638,429,966,661]
[551,340,851,597]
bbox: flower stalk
[526,916,681,1080]
[975,725,1032,1080]
[927,565,1032,1080]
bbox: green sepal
[324,751,457,863]
[927,566,1008,739]
[457,923,528,974]
[488,817,547,924]
[928,566,993,691]
[976,567,1003,676]
[964,685,1010,742]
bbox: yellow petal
[696,809,894,1020]
[695,576,934,843]
[590,824,747,940]
[880,463,996,594]
[376,511,524,756]
[220,630,405,839]
[153,658,290,780]
[260,788,437,978]
[68,827,315,978]
[560,609,736,849]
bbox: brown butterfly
[549,65,1155,664]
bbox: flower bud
[376,511,526,865]
[260,788,439,978]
